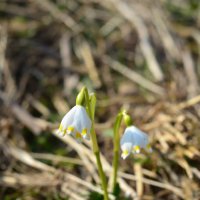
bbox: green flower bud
[76,87,86,106]
[123,113,132,127]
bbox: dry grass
[0,0,200,199]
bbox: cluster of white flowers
[57,105,91,142]
[57,104,151,159]
[120,125,152,159]
[56,88,152,200]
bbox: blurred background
[0,0,200,199]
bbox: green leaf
[89,93,96,120]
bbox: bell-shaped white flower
[120,125,152,159]
[57,105,92,142]
[120,130,134,159]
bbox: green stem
[112,150,119,192]
[111,113,123,192]
[84,88,109,200]
[92,126,109,200]
[95,152,109,200]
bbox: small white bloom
[120,130,134,159]
[57,105,91,142]
[120,125,152,159]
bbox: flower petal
[132,145,141,154]
[74,131,83,143]
[120,125,151,158]
[121,142,133,159]
[58,106,78,135]
[57,105,92,142]
[66,126,75,135]
[78,105,92,140]
[120,131,134,159]
[125,126,149,148]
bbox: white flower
[57,105,92,142]
[120,125,152,159]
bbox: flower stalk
[111,111,123,192]
[84,88,109,200]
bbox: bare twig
[9,147,55,173]
[60,33,79,96]
[182,48,200,116]
[11,104,50,135]
[0,173,56,188]
[31,152,83,166]
[0,24,7,84]
[104,56,165,96]
[152,7,180,61]
[177,95,200,110]
[33,0,81,32]
[118,171,184,198]
[134,163,143,198]
[64,173,115,200]
[103,0,164,81]
[79,41,102,88]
